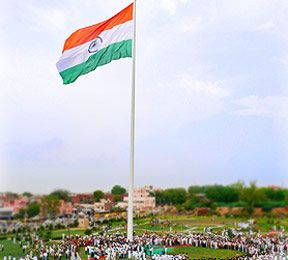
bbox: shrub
[84,229,92,235]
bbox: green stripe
[60,39,132,84]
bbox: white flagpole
[128,0,137,242]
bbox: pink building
[94,199,114,212]
[116,186,156,212]
[2,196,29,214]
[59,200,74,215]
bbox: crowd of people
[2,229,288,260]
[81,232,288,259]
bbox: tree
[260,187,285,201]
[204,185,240,203]
[84,228,92,235]
[188,186,205,195]
[111,185,126,195]
[113,194,122,202]
[15,202,40,219]
[154,188,187,206]
[154,190,167,205]
[23,192,33,198]
[93,190,104,202]
[49,189,71,202]
[41,195,61,218]
[15,208,26,219]
[240,182,266,215]
[26,202,40,218]
[164,188,187,205]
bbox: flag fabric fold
[56,3,133,84]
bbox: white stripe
[56,20,133,72]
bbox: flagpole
[127,0,137,242]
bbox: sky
[0,0,288,193]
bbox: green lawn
[78,248,87,259]
[152,215,288,234]
[47,216,288,238]
[50,228,86,239]
[0,239,24,258]
[255,217,288,233]
[134,223,189,233]
[169,246,246,259]
[79,245,245,260]
[0,215,283,259]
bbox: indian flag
[56,3,133,84]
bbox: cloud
[137,73,230,137]
[3,137,64,162]
[180,73,229,99]
[159,0,188,15]
[254,22,276,32]
[232,95,288,120]
[24,4,70,33]
[173,0,288,37]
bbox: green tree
[15,202,40,219]
[41,195,61,218]
[240,182,266,215]
[260,187,285,201]
[15,208,26,219]
[93,190,104,202]
[204,185,240,203]
[23,192,33,198]
[230,181,245,190]
[50,189,71,202]
[27,202,40,218]
[188,186,205,195]
[155,188,187,205]
[113,194,122,202]
[154,190,167,205]
[111,185,127,195]
[163,188,187,205]
[84,228,92,235]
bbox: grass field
[169,246,246,259]
[50,228,86,239]
[84,215,288,235]
[0,239,23,258]
[79,245,245,260]
[1,215,286,259]
[132,215,288,234]
[79,248,86,259]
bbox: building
[0,208,13,220]
[59,200,74,215]
[1,195,29,214]
[71,193,93,204]
[116,186,156,213]
[94,199,114,213]
[78,212,90,228]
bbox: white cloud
[232,95,288,120]
[180,73,229,99]
[159,0,188,15]
[232,95,288,174]
[173,0,288,37]
[254,22,276,32]
[136,73,230,137]
[24,4,70,33]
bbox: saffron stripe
[63,3,133,52]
